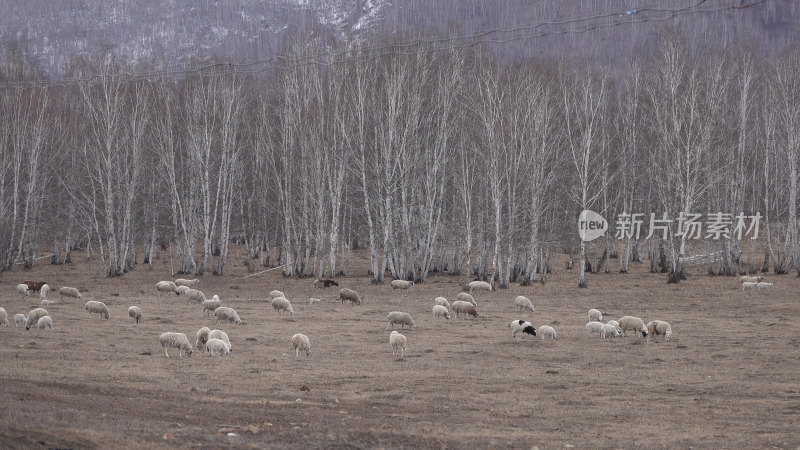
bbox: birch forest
[1,29,800,285]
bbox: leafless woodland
[1,29,800,286]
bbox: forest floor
[1,246,799,449]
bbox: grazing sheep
[159,332,193,357]
[313,278,339,288]
[214,306,242,325]
[271,297,295,315]
[618,316,648,337]
[59,286,82,300]
[390,280,415,290]
[756,282,773,293]
[202,297,222,316]
[0,307,7,327]
[16,284,30,297]
[85,301,110,319]
[209,329,231,351]
[14,313,26,327]
[740,275,764,283]
[600,323,621,339]
[174,278,200,287]
[184,288,206,303]
[309,297,321,305]
[196,327,211,350]
[588,309,603,322]
[647,320,673,341]
[514,296,535,313]
[451,300,478,319]
[456,292,477,307]
[432,304,450,320]
[175,285,190,296]
[607,319,620,329]
[468,280,492,293]
[40,299,54,306]
[128,306,142,324]
[25,308,49,330]
[741,281,758,292]
[155,281,178,296]
[511,319,536,338]
[269,290,285,299]
[21,280,47,293]
[39,284,50,299]
[291,333,311,358]
[36,315,53,331]
[205,338,231,356]
[339,288,362,305]
[390,330,407,358]
[586,321,603,335]
[539,325,557,340]
[434,297,450,308]
[387,311,416,330]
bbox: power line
[0,0,772,89]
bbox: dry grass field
[1,247,799,449]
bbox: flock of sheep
[740,275,773,292]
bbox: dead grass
[0,247,799,448]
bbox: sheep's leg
[163,345,170,358]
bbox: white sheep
[271,297,294,315]
[756,282,773,293]
[85,300,110,319]
[128,306,142,324]
[59,286,82,300]
[607,319,620,329]
[155,281,178,296]
[39,284,50,299]
[741,281,758,292]
[600,323,621,339]
[202,297,222,316]
[174,278,200,287]
[269,290,285,299]
[36,315,53,331]
[387,311,416,330]
[205,338,231,356]
[456,292,477,307]
[434,297,450,308]
[740,275,764,283]
[291,333,311,358]
[214,306,242,325]
[184,288,206,303]
[514,296,535,313]
[586,321,603,335]
[389,330,407,358]
[390,280,414,290]
[432,304,450,320]
[511,319,536,338]
[588,308,603,322]
[451,300,479,319]
[468,280,492,293]
[618,316,649,337]
[25,308,49,330]
[647,320,673,341]
[14,313,26,327]
[339,288,362,305]
[175,285,190,296]
[196,326,211,350]
[0,307,7,327]
[40,299,55,306]
[309,297,321,305]
[16,284,30,297]
[209,329,231,351]
[159,332,193,357]
[539,325,557,340]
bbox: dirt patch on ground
[1,248,799,448]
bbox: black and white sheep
[85,300,110,319]
[390,280,415,290]
[514,296,535,313]
[339,288,362,305]
[618,316,648,337]
[390,330,407,358]
[214,306,242,325]
[588,309,603,322]
[451,300,478,319]
[432,304,450,320]
[128,306,142,324]
[159,332,193,357]
[647,320,673,341]
[36,315,53,331]
[387,311,416,330]
[291,333,311,358]
[59,286,82,300]
[511,319,536,338]
[456,292,477,307]
[271,297,295,315]
[25,308,49,330]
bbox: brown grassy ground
[0,247,799,449]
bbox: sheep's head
[444,313,450,320]
[641,329,648,337]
